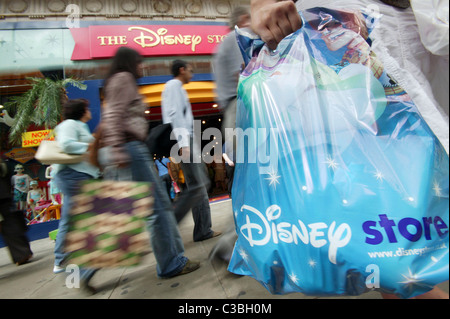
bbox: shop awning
[139,81,220,121]
[139,81,217,106]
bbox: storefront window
[65,56,213,81]
[0,28,70,73]
[0,27,214,80]
[1,13,232,242]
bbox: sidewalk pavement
[0,199,448,300]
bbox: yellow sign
[4,147,36,164]
[22,130,54,148]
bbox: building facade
[0,0,249,129]
[0,0,249,188]
[0,0,248,22]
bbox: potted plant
[3,77,86,144]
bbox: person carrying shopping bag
[51,99,100,294]
[97,47,200,283]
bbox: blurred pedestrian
[98,47,200,281]
[51,99,100,294]
[0,159,33,266]
[213,155,226,193]
[209,6,250,263]
[222,141,235,197]
[213,5,251,165]
[162,59,221,242]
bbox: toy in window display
[45,165,62,205]
[0,109,14,127]
[11,164,31,211]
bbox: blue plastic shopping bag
[228,7,449,298]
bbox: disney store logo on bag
[363,214,448,245]
[239,205,352,264]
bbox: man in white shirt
[162,60,221,242]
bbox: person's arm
[56,120,90,155]
[223,152,235,167]
[251,0,302,50]
[102,73,138,165]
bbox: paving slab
[0,199,447,300]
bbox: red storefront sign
[71,24,230,60]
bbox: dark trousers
[174,159,214,242]
[160,173,172,201]
[225,164,235,197]
[0,199,33,264]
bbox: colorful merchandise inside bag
[65,180,154,268]
[228,7,449,298]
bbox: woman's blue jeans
[99,141,187,278]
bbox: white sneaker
[53,265,65,274]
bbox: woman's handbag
[35,132,84,165]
